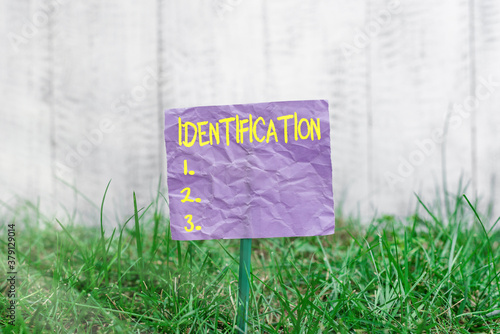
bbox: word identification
[178,112,321,147]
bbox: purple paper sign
[164,100,334,240]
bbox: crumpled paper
[164,100,334,240]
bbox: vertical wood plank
[369,0,472,216]
[0,0,55,216]
[475,0,500,221]
[49,0,160,225]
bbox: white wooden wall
[1,0,500,227]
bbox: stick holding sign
[164,100,335,330]
[236,239,252,333]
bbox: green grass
[1,191,500,333]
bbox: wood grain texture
[1,0,499,226]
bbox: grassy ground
[1,191,500,333]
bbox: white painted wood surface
[1,0,499,227]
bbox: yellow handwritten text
[178,113,321,147]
